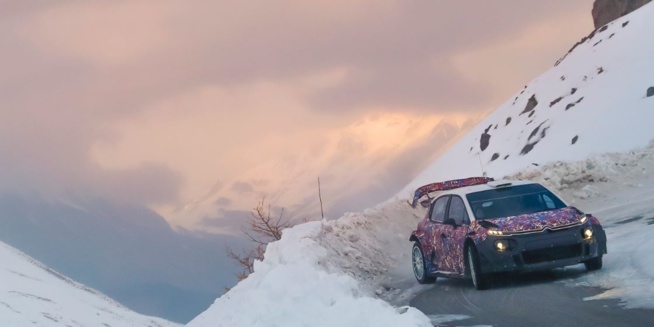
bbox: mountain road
[410,267,654,327]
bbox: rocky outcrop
[520,95,539,115]
[592,0,651,29]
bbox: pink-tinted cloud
[0,0,596,228]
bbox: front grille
[505,222,580,236]
[522,244,582,264]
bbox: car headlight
[580,214,588,224]
[488,229,503,236]
[582,227,593,240]
[494,240,508,252]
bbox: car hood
[483,206,583,233]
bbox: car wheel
[412,242,435,284]
[584,255,603,271]
[467,246,489,290]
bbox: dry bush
[226,198,293,283]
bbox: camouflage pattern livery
[410,180,607,284]
[410,177,494,208]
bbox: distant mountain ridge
[0,193,245,323]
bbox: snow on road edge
[186,209,433,327]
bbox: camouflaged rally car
[409,177,607,290]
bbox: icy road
[410,177,654,327]
[412,269,654,327]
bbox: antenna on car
[477,152,487,177]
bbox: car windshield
[466,184,567,220]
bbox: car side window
[448,196,469,225]
[430,196,449,222]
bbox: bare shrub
[226,198,293,283]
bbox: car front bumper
[476,224,607,274]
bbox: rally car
[409,177,607,290]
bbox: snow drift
[187,203,433,327]
[189,3,654,326]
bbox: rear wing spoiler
[410,177,494,208]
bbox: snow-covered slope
[0,241,178,327]
[400,2,654,196]
[187,4,654,327]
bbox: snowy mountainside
[0,241,179,327]
[400,2,654,196]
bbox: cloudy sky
[1,0,594,232]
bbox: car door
[439,195,471,274]
[428,195,450,272]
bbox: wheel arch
[411,238,436,284]
[409,234,419,243]
[410,236,427,259]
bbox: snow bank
[187,204,433,327]
[505,140,654,200]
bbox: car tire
[412,242,435,284]
[467,246,489,290]
[584,255,603,271]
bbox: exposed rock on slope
[592,0,651,28]
[401,1,654,196]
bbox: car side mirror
[443,218,457,226]
[420,199,431,208]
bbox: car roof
[437,179,537,197]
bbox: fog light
[583,227,593,240]
[495,240,508,252]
